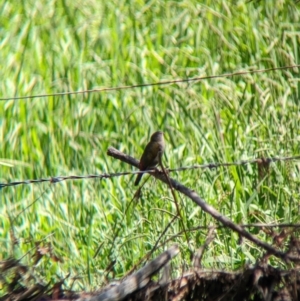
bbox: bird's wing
[139,141,160,170]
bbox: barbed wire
[169,154,300,172]
[0,64,299,101]
[1,154,299,189]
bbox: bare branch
[107,147,299,262]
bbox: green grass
[0,0,300,293]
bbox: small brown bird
[135,131,165,186]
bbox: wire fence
[1,65,299,188]
[1,154,299,189]
[0,64,299,101]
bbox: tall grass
[0,0,299,291]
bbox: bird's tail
[134,173,143,186]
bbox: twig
[158,156,192,252]
[193,227,216,269]
[124,215,178,277]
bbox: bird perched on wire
[134,131,165,186]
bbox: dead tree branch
[107,147,299,262]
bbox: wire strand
[0,64,298,101]
[1,154,299,189]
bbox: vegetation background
[0,0,299,293]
